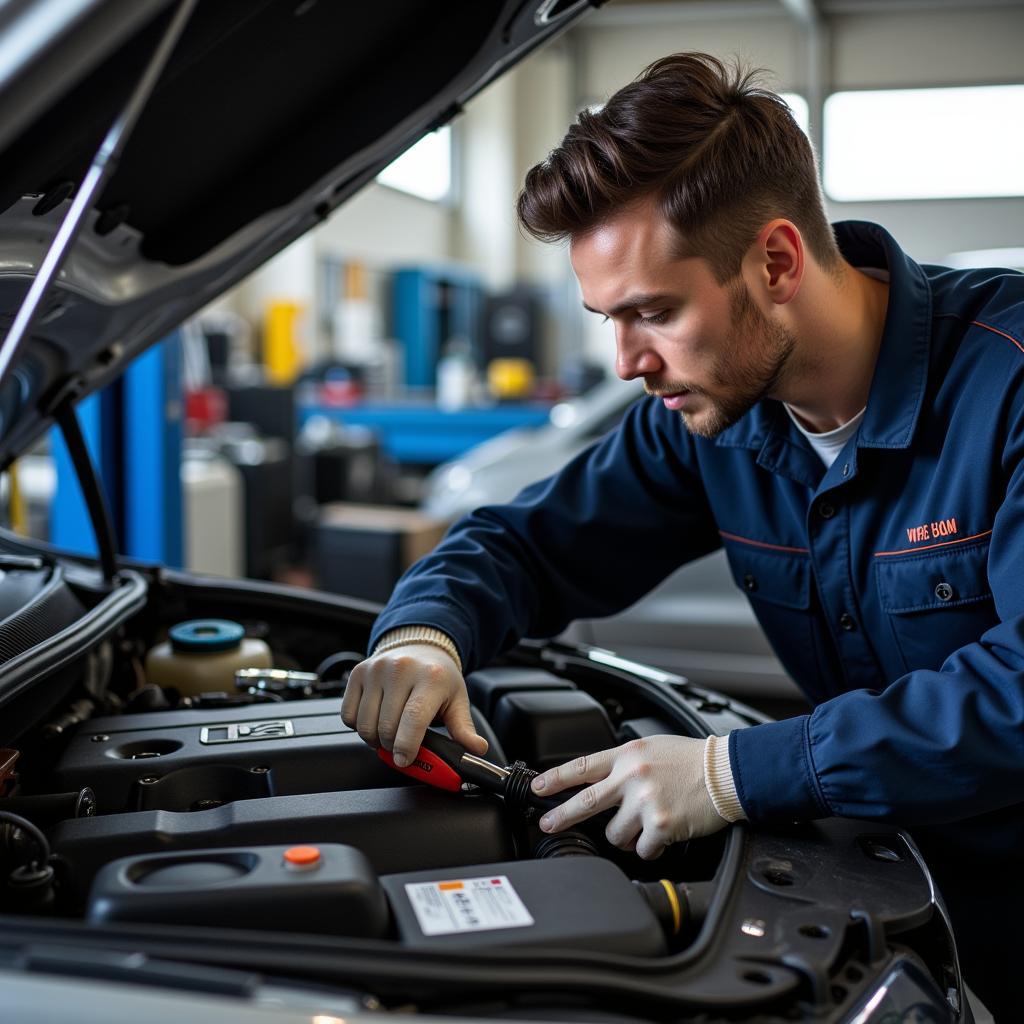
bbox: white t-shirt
[784,404,866,468]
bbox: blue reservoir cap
[169,619,245,654]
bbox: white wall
[830,8,1023,90]
[510,40,582,375]
[577,15,804,102]
[453,72,519,291]
[315,183,451,267]
[512,40,576,284]
[825,197,1024,267]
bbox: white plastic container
[181,451,244,578]
[145,619,272,697]
[436,339,476,411]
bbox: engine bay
[38,670,711,958]
[0,573,729,962]
[0,565,959,1019]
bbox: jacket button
[934,582,955,602]
[841,463,850,478]
[839,612,856,631]
[819,502,836,519]
[743,573,758,592]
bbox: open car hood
[0,0,598,466]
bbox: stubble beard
[647,282,797,439]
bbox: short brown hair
[517,53,840,282]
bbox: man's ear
[747,220,803,306]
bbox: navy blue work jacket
[371,221,1024,867]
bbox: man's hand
[530,736,727,859]
[340,644,487,767]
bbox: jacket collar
[837,220,932,449]
[714,220,932,454]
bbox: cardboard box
[314,503,451,603]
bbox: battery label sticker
[405,875,535,936]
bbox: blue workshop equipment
[297,401,552,467]
[52,334,183,565]
[392,267,483,389]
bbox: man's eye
[638,310,668,326]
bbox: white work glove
[340,643,487,766]
[530,735,728,860]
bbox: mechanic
[341,53,1023,1019]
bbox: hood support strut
[0,0,197,391]
[54,402,118,584]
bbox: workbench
[297,401,552,465]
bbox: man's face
[571,201,796,438]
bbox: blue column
[394,269,439,389]
[51,392,112,557]
[51,334,183,565]
[123,334,183,566]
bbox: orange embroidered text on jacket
[905,517,957,544]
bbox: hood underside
[0,0,596,464]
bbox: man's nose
[614,326,663,381]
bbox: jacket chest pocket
[725,545,816,686]
[875,540,996,673]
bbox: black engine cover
[46,698,399,813]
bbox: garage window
[376,126,453,203]
[823,85,1024,201]
[779,92,809,136]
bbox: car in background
[423,379,801,704]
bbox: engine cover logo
[199,720,295,744]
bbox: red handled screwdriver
[377,729,588,816]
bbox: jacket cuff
[373,626,462,672]
[729,716,832,823]
[369,601,475,667]
[703,734,747,822]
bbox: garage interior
[0,2,1021,1021]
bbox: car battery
[490,689,618,772]
[86,843,389,937]
[464,667,578,720]
[381,857,666,956]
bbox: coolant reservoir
[145,619,272,696]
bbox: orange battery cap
[283,845,322,869]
